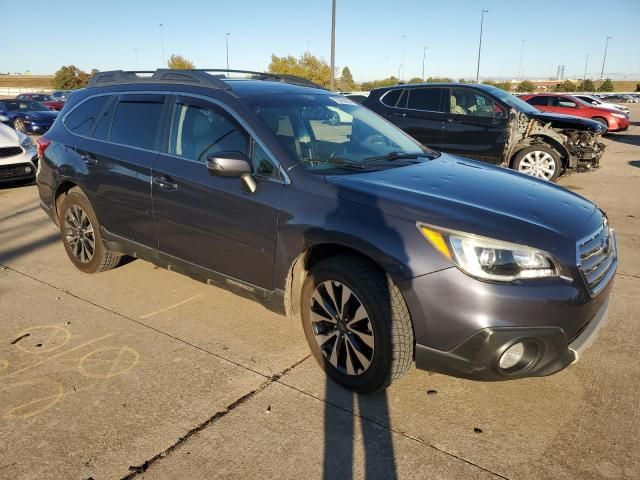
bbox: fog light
[499,342,525,370]
[24,166,32,173]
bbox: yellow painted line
[139,293,204,319]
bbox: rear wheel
[58,188,121,273]
[513,145,562,182]
[300,255,414,393]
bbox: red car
[520,93,629,132]
[15,93,64,111]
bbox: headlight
[612,113,626,119]
[417,223,559,281]
[20,135,33,149]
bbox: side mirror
[0,115,9,123]
[206,151,257,193]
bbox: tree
[483,80,512,91]
[600,78,614,92]
[635,83,640,92]
[168,54,195,69]
[338,66,355,91]
[554,80,576,92]
[408,77,424,84]
[52,65,91,90]
[578,79,596,92]
[360,76,400,91]
[516,80,536,92]
[426,76,453,83]
[269,52,332,89]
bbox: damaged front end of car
[504,111,606,172]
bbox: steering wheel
[363,133,390,146]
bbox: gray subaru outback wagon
[36,70,616,393]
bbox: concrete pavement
[1,107,639,479]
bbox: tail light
[37,137,51,158]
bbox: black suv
[364,83,606,182]
[37,70,616,393]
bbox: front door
[441,87,507,164]
[151,95,284,289]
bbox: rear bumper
[414,298,610,380]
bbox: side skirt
[101,227,286,315]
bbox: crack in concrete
[122,355,310,479]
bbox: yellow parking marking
[139,293,203,319]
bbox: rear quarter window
[65,95,110,136]
[380,89,402,107]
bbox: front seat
[451,95,467,115]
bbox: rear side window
[407,88,445,112]
[526,96,549,106]
[65,95,110,136]
[380,89,402,107]
[110,95,166,150]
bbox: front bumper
[0,146,37,182]
[414,298,609,380]
[22,121,53,134]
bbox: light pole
[599,36,611,88]
[583,53,590,83]
[475,9,488,83]
[226,33,230,71]
[330,0,336,90]
[159,24,165,66]
[422,46,428,80]
[517,40,525,80]
[401,34,406,81]
[134,48,139,70]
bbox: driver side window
[169,100,247,163]
[450,88,496,117]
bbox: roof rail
[88,69,326,91]
[88,70,231,90]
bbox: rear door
[151,95,284,289]
[441,87,508,163]
[390,86,446,149]
[73,93,167,247]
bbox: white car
[575,95,630,116]
[0,119,38,184]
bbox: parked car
[51,90,72,101]
[520,93,630,132]
[364,83,606,182]
[573,94,630,117]
[0,121,38,183]
[16,93,65,111]
[37,69,616,393]
[600,94,636,104]
[0,99,58,134]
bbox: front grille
[0,163,34,179]
[0,146,23,158]
[577,220,616,295]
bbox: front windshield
[2,100,51,112]
[482,85,540,115]
[247,94,433,171]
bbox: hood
[528,111,605,133]
[0,123,20,146]
[327,155,599,248]
[23,110,58,122]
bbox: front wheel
[12,119,27,134]
[512,145,562,182]
[300,256,414,393]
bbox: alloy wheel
[64,205,96,263]
[518,151,556,180]
[14,120,26,134]
[310,280,375,376]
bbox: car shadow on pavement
[607,131,640,147]
[629,160,640,169]
[0,232,59,265]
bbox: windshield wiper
[301,157,367,170]
[362,151,439,163]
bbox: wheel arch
[53,180,81,225]
[509,135,569,169]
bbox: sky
[2,0,640,82]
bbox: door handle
[387,112,406,118]
[446,118,456,123]
[153,175,178,191]
[80,152,98,166]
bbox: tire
[512,144,562,182]
[58,187,121,274]
[300,255,414,393]
[592,117,608,129]
[12,118,27,134]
